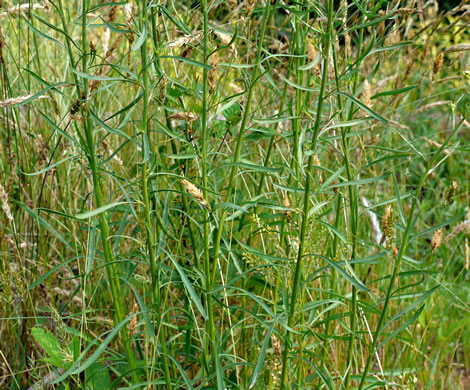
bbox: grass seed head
[102,28,111,56]
[282,195,291,222]
[214,30,233,46]
[0,4,45,18]
[0,182,13,222]
[382,206,392,230]
[307,40,316,63]
[378,10,385,37]
[0,94,48,108]
[0,27,4,64]
[445,44,470,54]
[313,155,321,167]
[282,194,290,208]
[271,334,281,356]
[129,300,139,336]
[385,23,400,47]
[396,8,423,15]
[182,179,211,211]
[247,0,256,16]
[431,228,443,251]
[158,77,168,101]
[208,52,219,93]
[444,209,470,243]
[107,0,118,23]
[168,111,197,122]
[446,180,458,205]
[167,32,202,49]
[307,41,321,76]
[363,79,372,107]
[124,2,135,26]
[433,53,444,74]
[230,82,244,95]
[382,206,395,249]
[313,155,323,183]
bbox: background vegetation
[0,0,469,388]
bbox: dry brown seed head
[129,300,139,336]
[431,228,443,251]
[0,27,4,63]
[362,79,372,107]
[181,45,193,58]
[0,3,45,18]
[167,32,202,49]
[168,111,197,122]
[282,195,290,209]
[158,77,168,101]
[378,10,385,37]
[271,334,281,356]
[89,79,100,94]
[182,179,211,211]
[102,28,111,56]
[210,52,219,68]
[385,23,400,47]
[444,213,470,244]
[208,52,219,93]
[283,195,291,222]
[328,53,335,80]
[0,94,48,108]
[345,32,351,58]
[313,155,323,183]
[433,53,444,74]
[395,8,423,15]
[307,41,316,63]
[309,45,321,77]
[446,180,458,205]
[107,1,118,23]
[124,2,135,27]
[214,30,233,46]
[247,0,256,16]
[0,182,13,222]
[382,205,394,236]
[313,155,321,167]
[445,44,470,53]
[230,82,244,95]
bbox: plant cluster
[0,0,469,389]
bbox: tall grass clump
[0,0,469,389]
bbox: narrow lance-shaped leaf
[75,201,130,220]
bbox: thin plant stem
[77,0,138,382]
[200,0,218,383]
[279,1,334,387]
[211,0,271,286]
[138,2,173,388]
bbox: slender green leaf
[75,201,129,220]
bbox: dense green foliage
[0,0,469,388]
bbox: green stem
[279,1,334,387]
[139,2,173,388]
[77,0,138,382]
[343,8,365,387]
[200,0,218,382]
[292,0,305,184]
[211,0,271,288]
